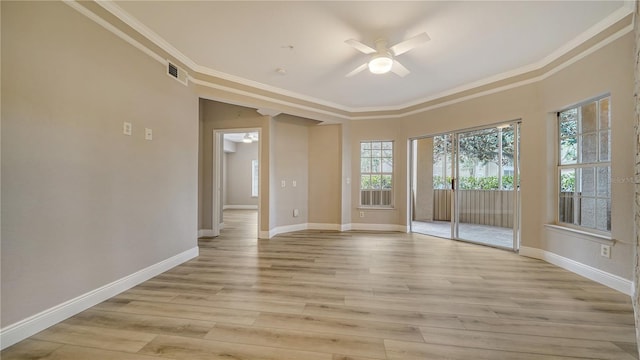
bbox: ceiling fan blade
[346,63,369,77]
[391,60,410,77]
[390,32,430,56]
[345,39,376,54]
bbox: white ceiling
[224,132,259,143]
[111,1,629,111]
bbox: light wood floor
[3,210,638,359]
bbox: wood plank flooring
[2,209,637,359]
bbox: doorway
[212,129,261,238]
[410,122,520,250]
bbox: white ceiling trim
[190,77,351,122]
[83,0,634,121]
[537,1,634,70]
[96,0,353,113]
[64,0,165,65]
[352,22,634,121]
[95,0,198,74]
[351,3,635,114]
[65,0,347,123]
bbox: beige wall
[2,0,635,341]
[270,114,315,228]
[347,32,635,280]
[1,1,198,327]
[350,119,406,227]
[538,32,635,279]
[198,99,269,232]
[225,142,259,207]
[309,125,342,225]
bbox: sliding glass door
[411,134,454,238]
[455,124,519,249]
[411,122,520,250]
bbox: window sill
[544,224,615,245]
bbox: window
[360,141,393,207]
[251,159,259,197]
[558,95,610,232]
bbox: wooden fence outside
[432,189,515,228]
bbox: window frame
[359,140,394,208]
[556,94,611,235]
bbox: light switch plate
[145,128,152,140]
[123,122,132,136]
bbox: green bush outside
[433,175,515,190]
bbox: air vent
[167,61,188,86]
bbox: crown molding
[190,77,351,122]
[350,20,634,121]
[64,0,165,65]
[350,3,635,115]
[77,0,634,121]
[94,0,353,113]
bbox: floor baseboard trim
[341,223,352,231]
[519,246,632,296]
[261,222,406,239]
[307,223,342,231]
[268,223,309,238]
[198,229,215,237]
[0,246,199,350]
[223,205,258,210]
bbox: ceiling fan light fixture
[368,54,393,74]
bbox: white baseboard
[0,247,199,350]
[260,222,406,239]
[307,223,342,231]
[223,205,258,210]
[519,246,632,296]
[341,223,352,231]
[267,223,309,238]
[198,229,215,237]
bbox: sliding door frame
[409,120,521,251]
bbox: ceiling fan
[345,32,430,77]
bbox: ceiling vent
[167,61,188,86]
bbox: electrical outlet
[600,244,611,259]
[293,209,299,217]
[359,211,364,218]
[281,180,286,188]
[123,121,132,136]
[292,180,297,187]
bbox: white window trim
[359,140,394,208]
[555,95,611,235]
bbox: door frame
[212,128,262,238]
